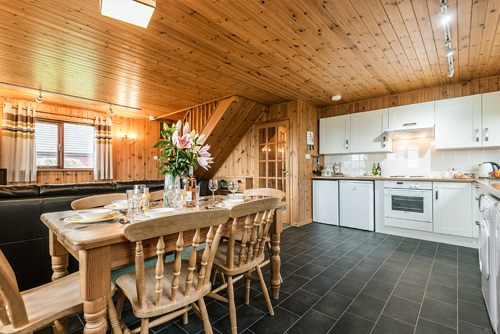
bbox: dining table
[40,196,286,334]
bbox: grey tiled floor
[46,223,492,334]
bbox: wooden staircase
[180,96,266,180]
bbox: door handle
[476,221,480,226]
[345,139,349,150]
[435,187,438,200]
[485,128,489,141]
[282,170,289,176]
[403,123,417,127]
[475,129,480,142]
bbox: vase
[163,174,181,207]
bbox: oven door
[384,188,433,223]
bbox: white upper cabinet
[350,109,392,153]
[388,102,434,129]
[319,115,350,154]
[435,95,482,150]
[482,91,500,147]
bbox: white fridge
[339,180,374,231]
[313,180,339,225]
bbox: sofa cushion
[39,182,116,196]
[0,185,39,199]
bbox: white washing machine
[480,194,498,333]
[495,201,500,334]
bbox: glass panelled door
[256,120,290,224]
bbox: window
[36,121,95,169]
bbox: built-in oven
[384,181,433,223]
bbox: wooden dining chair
[71,193,127,210]
[201,198,280,334]
[107,209,231,334]
[243,188,284,200]
[0,249,82,334]
[149,190,164,203]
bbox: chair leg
[227,276,238,334]
[182,310,188,324]
[245,270,252,305]
[53,320,66,334]
[255,266,274,316]
[198,297,213,334]
[107,294,123,334]
[140,319,149,334]
[115,290,125,320]
[211,269,219,285]
[220,272,226,284]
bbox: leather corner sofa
[0,180,166,291]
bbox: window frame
[36,119,95,171]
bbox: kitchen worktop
[311,175,476,182]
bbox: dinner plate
[64,212,123,224]
[104,204,126,211]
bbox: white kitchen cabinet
[433,182,473,237]
[482,91,500,147]
[435,95,482,149]
[319,115,350,154]
[388,101,434,129]
[313,180,339,225]
[350,108,392,153]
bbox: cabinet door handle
[345,139,349,150]
[485,128,489,141]
[435,187,438,200]
[382,136,386,148]
[403,122,417,127]
[476,221,480,226]
[475,129,480,142]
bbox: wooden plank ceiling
[0,0,498,118]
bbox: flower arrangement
[153,120,213,178]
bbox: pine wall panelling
[0,97,162,184]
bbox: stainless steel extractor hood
[385,125,435,140]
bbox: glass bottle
[142,187,150,211]
[185,166,197,207]
[372,163,377,174]
[376,163,381,176]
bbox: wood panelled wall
[213,100,320,226]
[320,75,500,118]
[1,97,163,184]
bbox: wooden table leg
[49,231,69,281]
[270,208,283,300]
[80,246,112,334]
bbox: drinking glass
[169,188,182,211]
[228,181,238,199]
[195,185,201,206]
[127,190,139,218]
[208,179,218,203]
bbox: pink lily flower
[198,156,214,170]
[172,131,193,149]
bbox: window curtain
[0,103,37,183]
[94,116,113,180]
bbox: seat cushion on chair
[199,242,265,276]
[0,272,83,334]
[116,260,211,318]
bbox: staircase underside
[195,96,266,180]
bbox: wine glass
[228,181,238,199]
[208,179,218,203]
[169,188,182,211]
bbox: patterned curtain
[94,116,113,180]
[0,103,37,183]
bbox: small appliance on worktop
[480,162,500,179]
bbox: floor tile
[429,270,458,289]
[458,284,484,306]
[286,309,336,334]
[331,277,365,298]
[324,248,348,259]
[319,265,350,281]
[415,318,457,334]
[286,254,315,267]
[333,256,360,270]
[383,295,421,325]
[310,255,337,267]
[420,297,458,329]
[372,315,415,334]
[344,249,370,260]
[406,259,433,274]
[279,262,301,278]
[347,293,386,322]
[436,248,458,259]
[458,272,481,289]
[293,263,325,280]
[425,283,457,305]
[155,323,189,334]
[432,261,458,276]
[458,320,494,334]
[393,280,426,303]
[283,246,309,257]
[372,267,402,285]
[388,251,413,263]
[302,275,337,296]
[312,291,353,319]
[434,254,458,266]
[345,266,376,283]
[458,246,478,258]
[458,299,492,329]
[280,274,309,295]
[329,312,375,334]
[361,279,395,301]
[279,289,322,316]
[248,306,298,334]
[380,258,407,273]
[212,304,265,334]
[458,263,480,276]
[357,257,385,271]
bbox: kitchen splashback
[323,137,500,177]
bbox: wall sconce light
[121,133,136,143]
[36,90,43,103]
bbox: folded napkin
[66,211,120,222]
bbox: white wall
[323,137,500,177]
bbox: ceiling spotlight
[447,66,454,78]
[36,91,42,103]
[441,14,451,25]
[109,104,114,115]
[100,0,156,28]
[445,46,454,57]
[331,95,342,101]
[149,115,155,121]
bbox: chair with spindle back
[149,190,164,203]
[107,209,231,334]
[71,193,127,210]
[0,249,83,334]
[202,197,280,334]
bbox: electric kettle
[479,162,500,178]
